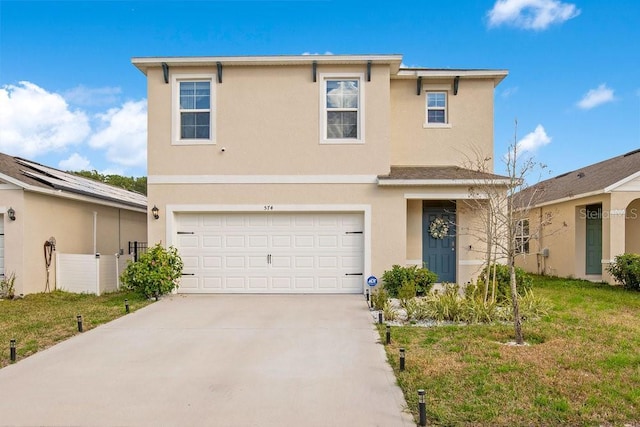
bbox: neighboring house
[132,54,508,294]
[0,153,147,295]
[516,149,640,282]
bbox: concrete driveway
[0,295,414,426]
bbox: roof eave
[394,69,509,86]
[132,54,404,75]
[377,178,513,187]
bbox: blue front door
[585,204,603,275]
[422,204,456,283]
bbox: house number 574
[264,205,274,211]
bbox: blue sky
[1,0,638,178]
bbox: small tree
[121,244,183,298]
[462,120,555,344]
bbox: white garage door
[176,212,364,294]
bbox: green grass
[379,276,640,426]
[0,290,153,368]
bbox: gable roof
[0,152,146,211]
[517,148,640,207]
[377,166,511,186]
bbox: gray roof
[378,166,510,182]
[0,152,146,210]
[517,148,640,206]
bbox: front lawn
[1,290,153,368]
[379,276,640,426]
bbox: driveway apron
[0,295,414,426]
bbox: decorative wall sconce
[7,207,16,221]
[151,205,159,220]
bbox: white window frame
[424,91,449,128]
[421,82,452,128]
[171,73,216,145]
[319,73,365,144]
[515,219,530,255]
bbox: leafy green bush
[121,244,184,298]
[607,253,640,291]
[478,264,533,302]
[382,304,399,321]
[371,287,389,310]
[382,265,438,297]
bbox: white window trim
[424,91,449,128]
[171,73,216,145]
[319,72,365,145]
[516,219,530,254]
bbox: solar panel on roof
[16,159,146,209]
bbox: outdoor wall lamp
[7,207,15,221]
[151,205,159,220]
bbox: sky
[0,0,639,178]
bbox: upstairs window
[172,74,216,144]
[426,92,447,124]
[321,74,364,143]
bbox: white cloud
[577,84,615,109]
[64,85,122,107]
[89,100,147,168]
[58,153,93,171]
[0,81,90,157]
[487,0,580,30]
[302,51,334,55]
[517,124,551,152]
[501,86,519,98]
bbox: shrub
[397,280,417,308]
[382,265,438,297]
[607,253,640,291]
[518,289,552,320]
[424,283,465,322]
[404,298,430,321]
[478,264,533,302]
[121,244,184,298]
[463,297,498,324]
[0,272,15,299]
[371,287,389,310]
[382,304,399,321]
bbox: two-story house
[132,54,508,294]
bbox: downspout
[93,211,97,254]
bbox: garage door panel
[248,256,267,268]
[179,277,200,291]
[342,276,362,290]
[318,277,338,289]
[176,212,363,294]
[225,256,245,269]
[272,277,292,289]
[248,277,268,289]
[203,256,222,269]
[295,256,314,268]
[318,235,338,248]
[203,236,222,248]
[226,277,246,289]
[203,277,222,289]
[178,235,198,248]
[248,235,268,248]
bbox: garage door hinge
[345,273,363,276]
[181,273,195,276]
[177,231,195,235]
[345,231,363,234]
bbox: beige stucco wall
[147,64,391,176]
[3,191,147,295]
[390,78,495,168]
[149,183,486,285]
[625,198,640,253]
[516,192,640,282]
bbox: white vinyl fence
[56,253,133,295]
